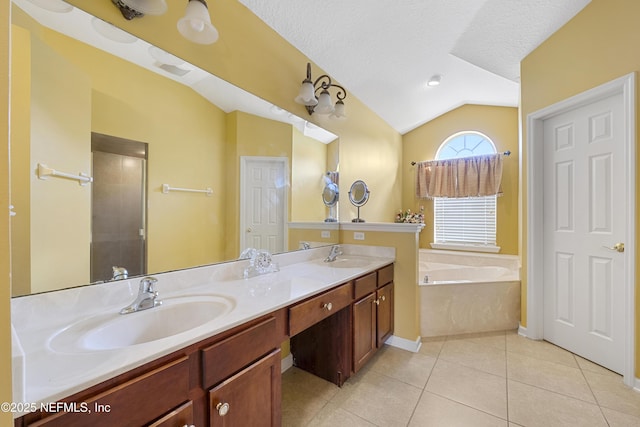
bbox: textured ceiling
[239,0,592,134]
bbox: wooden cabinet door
[353,292,376,373]
[208,350,281,427]
[376,282,394,347]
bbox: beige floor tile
[419,336,446,358]
[583,370,640,418]
[367,345,437,388]
[575,355,621,378]
[282,386,329,427]
[439,338,506,377]
[446,330,508,350]
[425,359,508,419]
[282,367,340,402]
[507,380,608,427]
[330,369,422,427]
[307,401,376,427]
[409,391,508,427]
[507,352,596,403]
[601,407,640,427]
[506,334,578,368]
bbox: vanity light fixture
[177,0,219,45]
[112,0,167,20]
[112,0,219,45]
[295,63,347,119]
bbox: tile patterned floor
[281,330,640,426]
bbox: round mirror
[348,180,369,222]
[322,182,339,207]
[322,182,339,222]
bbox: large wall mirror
[10,0,340,297]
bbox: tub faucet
[120,276,162,315]
[301,241,311,250]
[324,245,342,262]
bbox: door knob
[246,227,252,233]
[603,243,624,253]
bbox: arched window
[433,131,498,251]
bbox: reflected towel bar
[36,163,93,186]
[162,184,213,196]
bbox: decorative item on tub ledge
[395,207,424,224]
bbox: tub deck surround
[10,245,394,412]
[419,249,521,337]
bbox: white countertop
[11,245,394,415]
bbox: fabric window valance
[415,153,503,199]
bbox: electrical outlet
[321,230,331,238]
[354,232,365,241]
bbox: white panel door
[240,157,286,255]
[542,93,626,373]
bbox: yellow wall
[29,34,92,293]
[402,104,520,255]
[291,127,327,222]
[10,12,228,287]
[340,229,422,341]
[1,0,11,420]
[520,0,640,375]
[287,227,339,251]
[9,26,30,297]
[66,0,404,225]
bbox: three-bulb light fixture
[111,0,218,45]
[295,63,347,119]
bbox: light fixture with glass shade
[112,0,167,20]
[111,0,219,45]
[295,63,347,119]
[177,0,219,45]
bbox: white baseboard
[518,323,528,337]
[281,353,293,373]
[384,335,422,353]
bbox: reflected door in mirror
[240,157,287,255]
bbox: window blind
[434,196,497,245]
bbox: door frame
[239,156,289,255]
[526,72,636,386]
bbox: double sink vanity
[11,244,395,426]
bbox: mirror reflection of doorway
[90,133,147,283]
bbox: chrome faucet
[301,241,311,250]
[112,266,128,281]
[324,245,342,262]
[120,276,162,315]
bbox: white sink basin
[317,257,370,268]
[49,295,235,353]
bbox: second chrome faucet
[120,276,162,315]
[324,245,342,262]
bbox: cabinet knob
[323,302,333,311]
[216,402,230,417]
[374,295,386,305]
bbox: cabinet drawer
[28,357,190,427]
[202,316,277,389]
[377,264,394,287]
[289,283,352,336]
[148,400,193,427]
[353,272,376,300]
